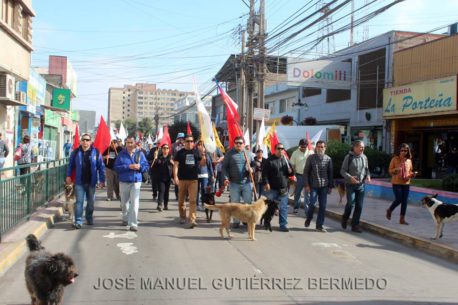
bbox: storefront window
[351,128,382,150]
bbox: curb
[0,203,64,277]
[325,209,458,264]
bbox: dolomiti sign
[383,76,457,118]
[287,58,352,89]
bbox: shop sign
[51,88,71,111]
[253,107,271,120]
[287,58,352,89]
[383,76,457,118]
[27,69,46,106]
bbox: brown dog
[25,234,78,305]
[335,180,346,206]
[205,196,272,241]
[64,183,75,221]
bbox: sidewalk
[314,191,458,262]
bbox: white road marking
[253,267,263,274]
[117,243,138,255]
[103,232,137,239]
[312,242,341,248]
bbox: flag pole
[243,150,258,199]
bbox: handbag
[14,146,23,161]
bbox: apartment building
[108,83,191,128]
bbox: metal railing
[0,159,68,238]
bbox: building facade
[384,33,458,178]
[77,110,96,134]
[0,0,35,169]
[107,83,191,128]
[173,95,211,127]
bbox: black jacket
[262,155,294,190]
[152,155,173,182]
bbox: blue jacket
[114,148,149,183]
[66,146,105,186]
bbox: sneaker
[341,219,348,230]
[157,206,162,212]
[316,227,327,233]
[232,223,240,229]
[279,227,290,232]
[129,226,138,232]
[122,221,128,226]
[73,223,82,230]
[304,219,311,228]
[351,225,363,233]
[186,222,197,229]
[179,218,186,224]
[293,209,299,214]
[106,198,112,201]
[86,220,93,225]
[163,206,168,211]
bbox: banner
[383,76,457,118]
[287,58,352,89]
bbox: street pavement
[0,185,457,305]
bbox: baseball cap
[177,132,185,139]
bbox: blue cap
[177,132,185,139]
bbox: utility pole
[244,0,266,144]
[239,30,246,130]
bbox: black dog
[260,199,280,232]
[203,192,215,222]
[25,234,78,305]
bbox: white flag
[118,122,127,142]
[257,118,268,158]
[194,80,216,153]
[311,129,324,147]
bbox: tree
[124,118,137,137]
[138,117,154,136]
[169,121,200,142]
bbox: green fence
[0,159,68,237]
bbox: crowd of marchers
[65,132,416,233]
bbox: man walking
[222,136,254,228]
[114,135,149,232]
[63,139,72,158]
[290,139,314,213]
[340,140,371,233]
[102,139,122,201]
[66,133,105,229]
[262,143,295,232]
[303,140,333,232]
[173,134,203,229]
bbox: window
[302,87,322,98]
[279,97,294,113]
[326,89,351,103]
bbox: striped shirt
[303,154,333,189]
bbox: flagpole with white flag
[257,118,268,159]
[194,80,216,153]
[118,122,127,143]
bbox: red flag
[186,121,192,135]
[93,116,111,154]
[217,84,243,149]
[269,130,279,155]
[159,125,172,155]
[306,131,313,150]
[72,124,80,150]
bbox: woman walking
[386,143,415,225]
[195,141,213,211]
[152,144,174,211]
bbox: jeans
[119,182,142,227]
[230,182,252,225]
[306,187,328,228]
[343,184,365,226]
[266,189,289,228]
[74,184,96,225]
[255,183,264,199]
[293,174,310,210]
[196,177,209,208]
[389,184,410,216]
[158,180,171,208]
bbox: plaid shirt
[303,154,333,189]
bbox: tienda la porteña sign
[383,76,457,118]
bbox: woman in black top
[152,144,174,211]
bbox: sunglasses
[185,140,194,143]
[162,147,169,149]
[276,147,285,150]
[235,142,244,145]
[81,138,91,142]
